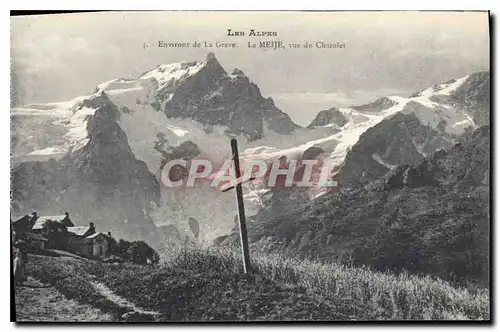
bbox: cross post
[229,138,251,273]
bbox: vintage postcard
[10,11,490,322]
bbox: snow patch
[435,75,469,96]
[140,61,206,92]
[65,107,96,152]
[12,100,96,160]
[371,154,397,170]
[29,147,67,156]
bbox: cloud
[272,89,407,108]
[273,92,356,107]
[10,12,489,108]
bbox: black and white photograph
[9,10,491,322]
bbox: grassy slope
[23,246,489,322]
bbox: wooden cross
[221,139,252,274]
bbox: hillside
[223,126,490,287]
[15,247,489,322]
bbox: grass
[22,245,489,321]
[25,256,129,320]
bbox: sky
[11,11,490,126]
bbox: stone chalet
[12,213,47,251]
[65,222,111,258]
[33,212,74,228]
[12,212,113,259]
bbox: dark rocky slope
[11,94,163,246]
[339,112,455,188]
[157,53,300,141]
[222,126,490,286]
[307,107,347,128]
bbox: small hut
[25,232,48,251]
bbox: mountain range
[10,53,490,254]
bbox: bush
[41,220,69,250]
[108,239,159,265]
[126,241,160,265]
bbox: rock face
[11,94,163,246]
[307,107,347,128]
[223,126,490,286]
[350,97,397,113]
[339,112,455,188]
[147,53,299,141]
[446,71,490,126]
[380,125,490,191]
[410,71,490,127]
[335,72,490,189]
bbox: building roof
[12,215,30,224]
[36,215,68,223]
[86,232,105,239]
[32,221,45,230]
[12,215,28,223]
[67,226,91,236]
[32,215,70,230]
[12,215,36,233]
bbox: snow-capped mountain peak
[411,75,470,99]
[311,73,488,137]
[140,61,206,90]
